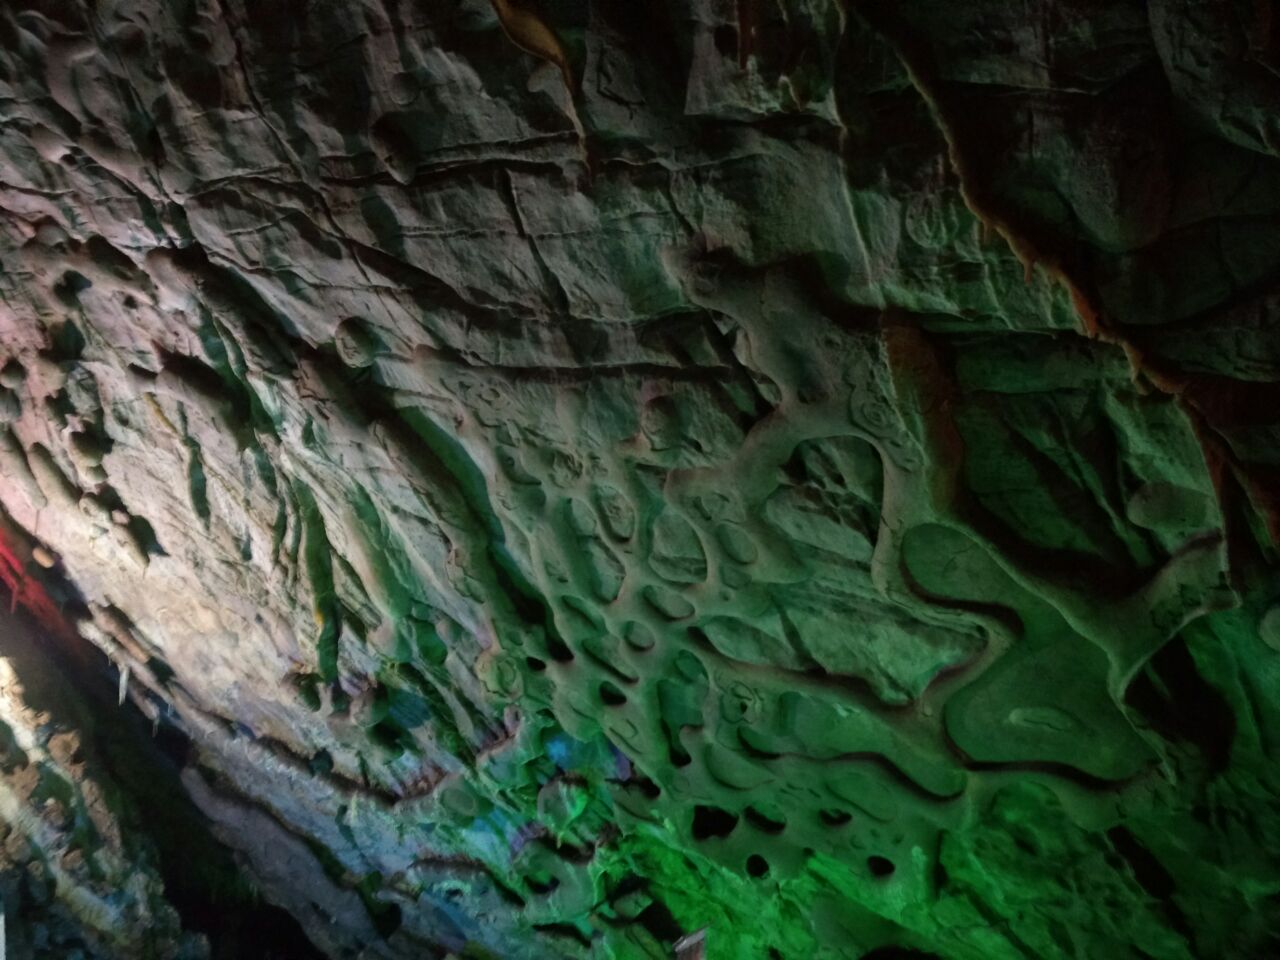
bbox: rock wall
[0,1,1279,958]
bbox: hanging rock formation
[1,0,1279,957]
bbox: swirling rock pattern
[0,0,1279,957]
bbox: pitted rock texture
[1,1,1280,958]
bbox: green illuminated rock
[0,0,1278,957]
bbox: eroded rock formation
[0,1,1279,957]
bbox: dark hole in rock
[292,672,322,711]
[634,776,662,798]
[692,804,739,840]
[713,24,738,56]
[493,879,527,908]
[746,854,770,878]
[744,806,786,834]
[546,634,576,662]
[1124,636,1235,773]
[933,859,949,892]
[525,873,561,895]
[600,681,628,706]
[54,270,93,302]
[636,900,685,943]
[370,901,402,939]
[369,719,406,757]
[868,856,895,878]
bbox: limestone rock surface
[0,1,1279,958]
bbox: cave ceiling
[0,1,1279,958]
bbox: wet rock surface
[0,1,1279,957]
